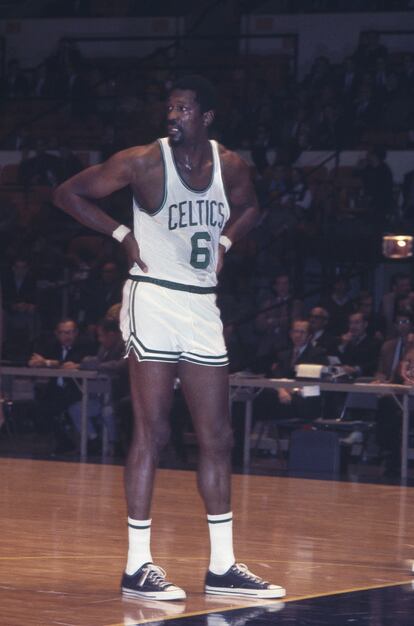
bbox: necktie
[57,347,68,387]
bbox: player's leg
[125,356,176,518]
[178,360,286,599]
[122,355,186,600]
[178,361,232,513]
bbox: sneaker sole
[205,585,286,599]
[122,587,186,601]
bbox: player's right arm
[53,148,148,271]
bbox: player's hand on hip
[122,232,148,273]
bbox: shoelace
[233,563,269,585]
[139,564,170,589]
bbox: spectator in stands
[348,84,379,145]
[355,290,386,342]
[45,37,84,94]
[308,306,338,356]
[1,255,37,360]
[337,311,381,377]
[320,275,353,336]
[281,167,313,217]
[280,105,312,159]
[303,56,334,96]
[55,143,84,183]
[311,103,342,150]
[253,319,326,425]
[66,60,95,119]
[374,312,413,383]
[372,56,390,98]
[380,272,412,338]
[31,63,57,98]
[381,70,411,133]
[353,146,393,226]
[352,31,388,73]
[84,260,124,329]
[374,312,414,477]
[337,56,360,102]
[251,276,303,373]
[66,318,127,455]
[0,58,29,99]
[18,139,61,188]
[28,318,93,452]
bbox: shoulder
[216,143,252,184]
[106,141,161,179]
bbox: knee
[131,418,171,457]
[199,423,233,456]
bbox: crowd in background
[1,29,414,155]
[1,27,414,471]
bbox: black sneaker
[205,563,286,598]
[121,562,186,600]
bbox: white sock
[207,512,235,575]
[125,517,153,575]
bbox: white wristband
[112,224,131,243]
[219,235,232,253]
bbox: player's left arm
[217,150,261,272]
[221,150,261,245]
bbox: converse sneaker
[121,562,186,600]
[205,563,286,598]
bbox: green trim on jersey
[133,140,168,216]
[129,274,216,294]
[134,333,181,356]
[171,140,215,194]
[126,336,228,366]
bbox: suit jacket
[32,335,94,403]
[310,330,338,356]
[272,343,327,379]
[1,270,37,310]
[380,291,397,338]
[79,337,128,401]
[339,334,381,376]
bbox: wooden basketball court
[1,457,414,625]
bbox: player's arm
[216,150,261,273]
[221,151,261,247]
[52,149,147,271]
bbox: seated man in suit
[337,311,381,377]
[308,306,338,356]
[28,318,93,452]
[254,319,326,424]
[66,318,127,455]
[373,312,413,476]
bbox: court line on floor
[0,555,408,572]
[105,579,414,626]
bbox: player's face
[167,89,205,145]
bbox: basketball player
[53,75,285,600]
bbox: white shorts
[120,277,228,367]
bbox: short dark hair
[55,318,78,330]
[169,74,217,113]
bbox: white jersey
[129,137,230,288]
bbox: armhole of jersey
[212,140,232,219]
[135,139,168,216]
